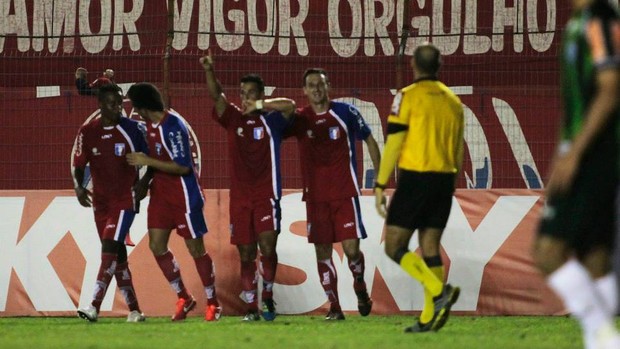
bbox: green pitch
[0,315,613,349]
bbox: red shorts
[306,197,367,244]
[148,203,207,239]
[230,198,281,245]
[94,207,136,243]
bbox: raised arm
[199,51,228,117]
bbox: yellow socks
[419,265,445,324]
[399,252,443,297]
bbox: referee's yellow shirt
[388,78,464,173]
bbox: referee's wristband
[374,182,387,190]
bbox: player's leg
[237,243,260,321]
[115,244,145,322]
[257,231,278,320]
[418,227,459,332]
[231,201,260,321]
[417,227,444,326]
[255,198,281,321]
[108,210,144,322]
[582,246,618,317]
[77,210,119,322]
[339,197,372,316]
[150,228,195,321]
[307,201,344,320]
[315,242,344,320]
[182,210,220,321]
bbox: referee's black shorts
[386,169,455,231]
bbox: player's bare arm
[133,167,153,201]
[199,50,228,116]
[126,152,191,176]
[72,166,92,207]
[244,98,296,119]
[546,68,620,196]
[374,128,407,218]
[364,134,381,175]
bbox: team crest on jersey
[114,143,126,156]
[155,143,162,155]
[307,130,314,139]
[329,127,340,140]
[253,127,265,140]
[92,147,100,156]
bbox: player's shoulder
[329,101,361,118]
[80,117,101,133]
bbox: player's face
[240,82,262,104]
[303,73,329,105]
[99,92,122,122]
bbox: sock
[155,250,190,300]
[260,254,278,301]
[92,252,117,312]
[194,253,219,306]
[399,251,443,297]
[420,256,444,324]
[548,259,613,339]
[241,260,258,310]
[115,262,140,312]
[594,272,618,317]
[348,252,367,293]
[318,258,341,311]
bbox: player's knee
[149,239,167,256]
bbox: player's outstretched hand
[199,49,214,71]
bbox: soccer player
[374,43,462,333]
[125,83,222,322]
[199,52,295,321]
[75,68,114,96]
[289,68,380,320]
[72,84,147,322]
[532,1,620,348]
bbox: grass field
[2,314,613,349]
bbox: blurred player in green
[533,1,620,348]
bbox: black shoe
[325,308,345,321]
[242,310,261,321]
[431,284,460,331]
[355,290,373,317]
[404,320,433,333]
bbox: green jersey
[560,1,620,147]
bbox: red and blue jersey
[214,103,290,201]
[146,111,205,212]
[291,101,372,202]
[73,117,148,211]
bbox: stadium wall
[0,189,564,317]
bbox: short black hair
[97,84,123,102]
[413,44,441,76]
[127,83,165,111]
[302,68,328,86]
[240,74,265,93]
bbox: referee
[374,43,464,333]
